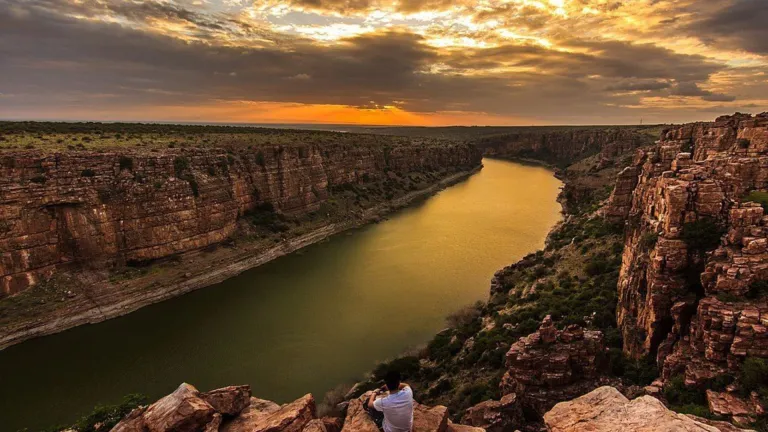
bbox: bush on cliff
[745,191,768,212]
[41,393,147,432]
[682,218,723,251]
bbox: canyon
[5,116,768,432]
[0,129,481,349]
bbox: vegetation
[682,218,724,251]
[744,191,768,212]
[39,393,147,432]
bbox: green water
[0,158,562,431]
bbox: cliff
[604,113,768,424]
[475,127,654,167]
[0,128,481,348]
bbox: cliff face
[476,128,651,167]
[605,114,768,389]
[0,142,480,298]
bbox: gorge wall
[605,113,768,421]
[475,128,653,167]
[0,141,480,298]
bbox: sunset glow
[1,0,767,124]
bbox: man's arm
[367,390,378,409]
[399,383,410,390]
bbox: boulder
[446,422,486,432]
[112,406,148,432]
[201,385,251,416]
[141,383,217,432]
[222,394,315,432]
[461,393,522,432]
[221,397,281,432]
[413,403,449,432]
[543,386,753,432]
[340,399,379,432]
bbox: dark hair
[385,370,401,391]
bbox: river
[0,158,562,431]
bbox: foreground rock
[113,383,483,432]
[543,386,754,432]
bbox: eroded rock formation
[603,113,768,420]
[501,316,607,417]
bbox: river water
[0,158,562,431]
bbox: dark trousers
[363,399,385,431]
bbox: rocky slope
[0,128,480,349]
[604,113,768,425]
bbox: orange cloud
[8,100,532,126]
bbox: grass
[744,191,768,212]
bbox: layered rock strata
[477,128,650,166]
[0,142,480,296]
[603,113,768,416]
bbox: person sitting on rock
[365,370,414,432]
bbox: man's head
[384,370,401,392]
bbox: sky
[0,0,767,126]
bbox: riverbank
[0,166,481,350]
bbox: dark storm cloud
[605,81,672,92]
[686,0,768,55]
[0,0,744,119]
[671,82,736,102]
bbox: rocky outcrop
[476,128,651,166]
[0,141,480,297]
[500,316,607,417]
[113,383,482,432]
[543,386,753,432]
[460,393,522,432]
[604,114,768,375]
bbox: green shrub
[30,175,46,184]
[174,156,189,176]
[741,358,768,395]
[664,375,706,406]
[118,156,133,171]
[744,191,768,212]
[640,232,658,250]
[69,393,147,432]
[682,219,723,251]
[608,349,658,385]
[255,151,265,167]
[738,138,751,149]
[748,280,768,299]
[81,169,96,177]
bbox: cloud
[686,0,768,55]
[671,82,736,102]
[0,0,764,124]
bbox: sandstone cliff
[0,131,480,349]
[475,127,653,167]
[0,142,479,296]
[604,113,768,424]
